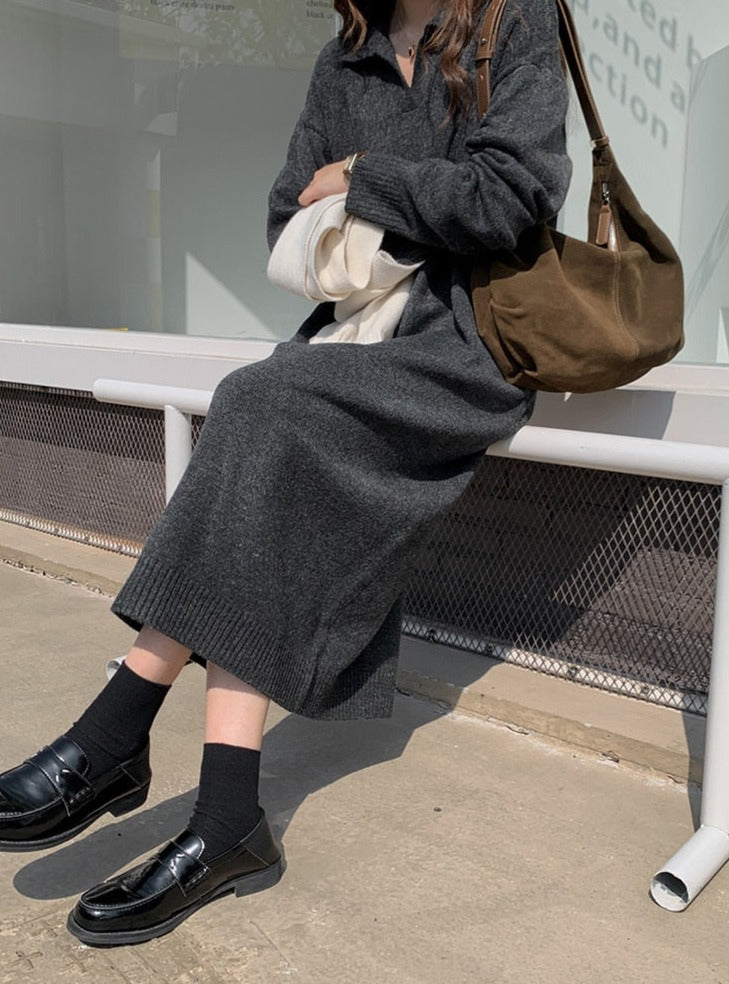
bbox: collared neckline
[339,3,444,65]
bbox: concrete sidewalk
[1,546,729,981]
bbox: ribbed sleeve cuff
[345,153,417,238]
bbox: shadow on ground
[12,652,706,903]
[12,692,445,900]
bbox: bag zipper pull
[596,182,616,250]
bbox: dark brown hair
[333,0,487,117]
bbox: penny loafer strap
[154,832,211,895]
[23,744,94,817]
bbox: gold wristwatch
[343,152,367,177]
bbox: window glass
[0,0,335,339]
[1,0,728,364]
[563,0,729,366]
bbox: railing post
[164,404,193,502]
[651,478,729,910]
[700,479,729,830]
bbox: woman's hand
[298,161,351,207]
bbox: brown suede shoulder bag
[470,0,684,393]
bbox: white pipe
[650,826,729,911]
[164,405,193,503]
[93,379,212,417]
[106,656,125,680]
[94,378,729,487]
[489,427,729,486]
[698,480,729,830]
[652,478,729,910]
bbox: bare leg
[204,662,270,750]
[180,664,270,859]
[124,625,192,686]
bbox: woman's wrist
[299,159,353,206]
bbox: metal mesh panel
[403,457,719,714]
[0,382,166,554]
[0,383,718,712]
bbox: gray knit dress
[112,0,572,720]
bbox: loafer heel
[109,782,150,818]
[234,854,285,897]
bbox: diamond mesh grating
[403,457,719,714]
[0,384,718,713]
[0,382,166,554]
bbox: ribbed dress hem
[111,555,396,721]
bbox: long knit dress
[112,0,572,720]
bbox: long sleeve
[267,48,334,251]
[344,0,572,256]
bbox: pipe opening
[650,872,689,912]
[106,656,125,680]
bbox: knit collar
[339,4,444,65]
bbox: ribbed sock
[66,662,170,779]
[188,743,262,859]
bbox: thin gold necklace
[390,8,426,60]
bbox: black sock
[188,743,262,859]
[66,662,170,779]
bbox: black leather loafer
[0,737,150,852]
[67,812,284,946]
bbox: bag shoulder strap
[475,0,609,148]
[474,0,509,117]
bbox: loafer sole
[66,853,285,947]
[0,782,150,853]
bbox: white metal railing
[93,380,213,502]
[93,377,729,913]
